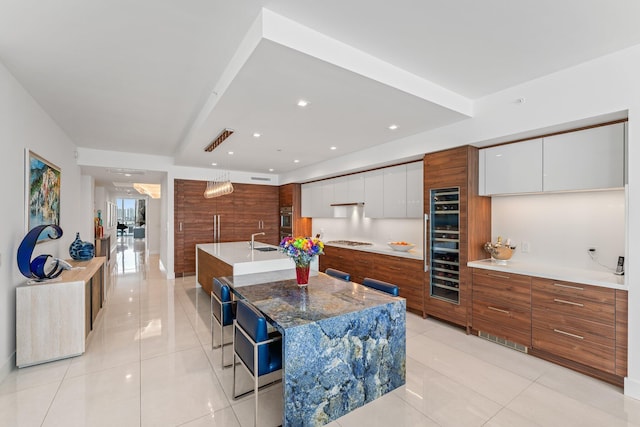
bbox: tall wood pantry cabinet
[174,179,279,276]
[423,146,491,330]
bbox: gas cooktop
[326,240,373,246]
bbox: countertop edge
[468,259,626,290]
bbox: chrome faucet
[250,232,266,249]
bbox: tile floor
[2,236,640,426]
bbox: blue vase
[69,232,94,261]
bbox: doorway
[116,197,147,273]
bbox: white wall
[312,208,423,252]
[0,60,87,379]
[491,190,625,271]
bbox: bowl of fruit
[388,241,415,252]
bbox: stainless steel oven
[280,206,293,238]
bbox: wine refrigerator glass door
[429,187,460,304]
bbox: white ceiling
[2,0,640,192]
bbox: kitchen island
[220,270,406,426]
[195,242,319,294]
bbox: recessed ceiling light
[269,168,274,172]
[253,132,261,138]
[388,124,398,130]
[211,162,217,166]
[294,159,300,163]
[330,146,337,150]
[124,173,132,177]
[228,151,234,155]
[297,99,309,107]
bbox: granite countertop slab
[220,272,404,329]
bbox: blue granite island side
[220,272,406,426]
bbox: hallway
[1,239,639,426]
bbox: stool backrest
[235,300,280,376]
[325,268,351,281]
[212,278,234,326]
[362,277,399,297]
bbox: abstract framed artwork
[27,150,61,241]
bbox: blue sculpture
[17,224,66,280]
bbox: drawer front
[473,299,531,346]
[532,278,615,304]
[532,307,615,346]
[472,272,531,308]
[472,268,532,286]
[532,288,615,325]
[532,325,615,373]
[373,254,423,287]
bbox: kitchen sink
[253,247,278,252]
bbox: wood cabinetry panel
[320,247,423,314]
[472,270,531,307]
[615,290,628,377]
[371,253,423,313]
[197,248,233,295]
[424,146,491,328]
[174,180,279,275]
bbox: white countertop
[196,242,318,275]
[468,259,626,290]
[324,242,423,261]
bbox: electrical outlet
[521,241,530,253]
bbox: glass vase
[295,263,310,286]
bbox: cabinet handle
[553,283,583,291]
[179,222,183,232]
[488,273,510,279]
[553,298,584,307]
[553,329,584,340]
[487,306,510,315]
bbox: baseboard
[0,351,16,384]
[625,376,640,400]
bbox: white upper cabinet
[302,162,422,218]
[480,122,625,196]
[364,169,384,218]
[543,123,625,192]
[481,139,543,195]
[406,162,424,218]
[301,182,313,217]
[333,174,365,204]
[332,176,349,204]
[347,174,365,203]
[383,165,407,217]
[301,181,334,217]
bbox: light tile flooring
[2,236,640,426]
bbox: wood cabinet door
[233,184,279,245]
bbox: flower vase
[295,263,310,286]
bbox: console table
[16,256,106,367]
[220,271,406,426]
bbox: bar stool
[233,300,283,427]
[362,277,400,296]
[325,268,351,281]
[211,278,236,368]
